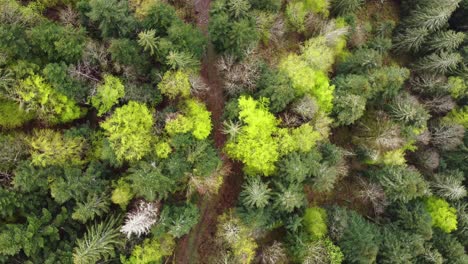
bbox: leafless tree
[269,16,286,47]
[357,178,388,215]
[260,241,288,264]
[189,75,209,96]
[292,95,318,121]
[415,148,440,171]
[59,6,79,27]
[430,123,464,151]
[217,50,260,95]
[422,96,456,113]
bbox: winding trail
[173,1,244,263]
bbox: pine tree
[240,177,272,209]
[426,30,465,52]
[331,0,364,16]
[137,29,158,55]
[431,170,466,201]
[73,217,123,264]
[72,193,110,223]
[393,27,429,53]
[413,51,462,74]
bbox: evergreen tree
[73,217,123,264]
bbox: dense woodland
[0,0,467,263]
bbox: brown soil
[173,0,244,263]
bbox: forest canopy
[0,0,467,263]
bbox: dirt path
[173,1,244,263]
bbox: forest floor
[173,0,244,263]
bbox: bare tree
[357,178,388,215]
[59,6,79,27]
[423,96,456,113]
[217,50,260,95]
[430,123,465,151]
[260,241,288,264]
[189,75,209,96]
[415,148,440,171]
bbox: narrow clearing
[173,0,244,263]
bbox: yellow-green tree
[101,101,154,163]
[91,75,125,116]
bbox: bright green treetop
[101,101,154,163]
[425,196,458,233]
[91,75,125,116]
[158,70,191,99]
[165,99,212,140]
[16,75,83,124]
[225,96,279,176]
[279,54,335,112]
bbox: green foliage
[101,101,154,163]
[49,163,108,205]
[0,99,34,128]
[216,212,258,264]
[91,75,125,116]
[184,99,212,140]
[121,236,175,264]
[333,94,366,125]
[368,165,428,203]
[87,0,135,38]
[16,75,83,124]
[413,51,462,74]
[285,2,307,32]
[28,22,85,63]
[303,207,328,240]
[445,106,468,128]
[240,177,272,209]
[369,66,410,99]
[209,0,259,58]
[256,68,295,113]
[337,49,383,75]
[274,183,306,213]
[165,99,212,140]
[301,37,335,72]
[73,217,123,264]
[137,29,158,55]
[393,27,429,53]
[225,96,279,176]
[127,161,178,201]
[158,70,191,99]
[426,30,465,52]
[278,150,321,183]
[432,229,468,264]
[378,226,425,264]
[279,54,335,112]
[28,129,86,167]
[167,22,206,60]
[42,62,88,101]
[109,38,147,68]
[331,0,364,15]
[111,179,134,209]
[337,209,380,264]
[388,93,429,130]
[391,200,433,240]
[425,197,458,233]
[142,3,178,34]
[72,193,110,223]
[448,76,467,99]
[156,203,200,238]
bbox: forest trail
[173,1,244,263]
